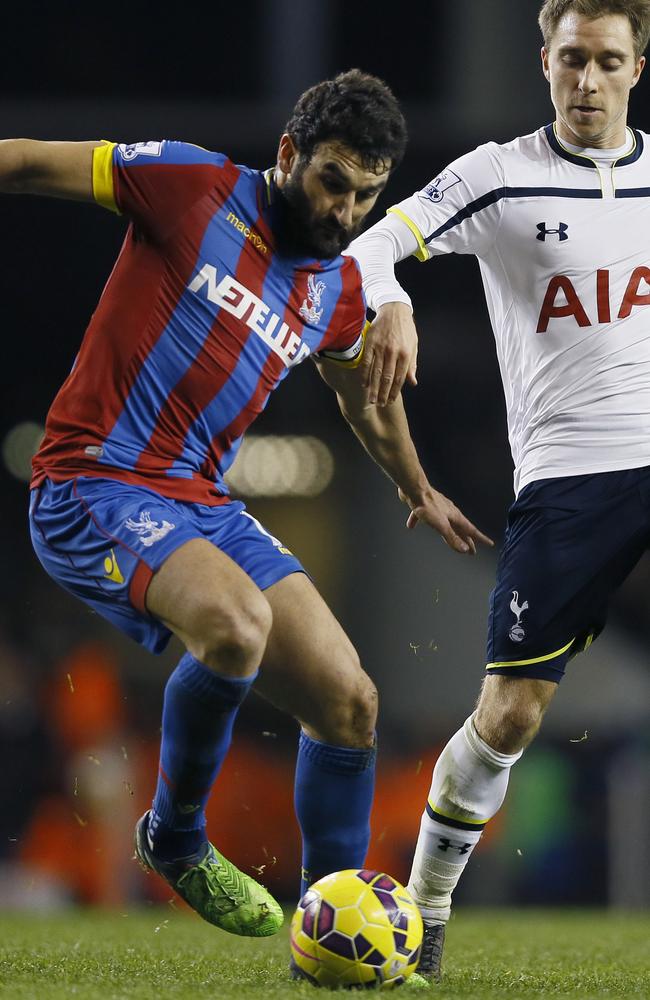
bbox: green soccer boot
[134,811,283,937]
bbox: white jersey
[353,124,650,495]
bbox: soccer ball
[290,869,423,989]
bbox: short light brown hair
[539,0,650,58]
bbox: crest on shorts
[125,511,175,547]
[508,590,529,642]
[299,273,326,325]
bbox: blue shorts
[486,467,650,683]
[29,477,305,654]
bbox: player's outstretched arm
[315,358,493,555]
[361,302,419,406]
[0,139,101,201]
[348,212,422,406]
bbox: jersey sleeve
[388,142,505,260]
[92,140,228,241]
[317,321,367,367]
[345,214,416,313]
[315,258,367,368]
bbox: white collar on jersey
[560,128,634,163]
[545,122,643,168]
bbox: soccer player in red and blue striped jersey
[2,71,490,942]
[33,134,376,504]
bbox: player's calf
[408,713,523,979]
[474,675,557,753]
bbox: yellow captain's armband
[92,141,120,214]
[387,207,428,262]
[321,320,369,369]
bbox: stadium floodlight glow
[225,435,334,498]
[2,422,44,482]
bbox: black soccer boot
[415,922,445,982]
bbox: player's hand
[360,303,418,406]
[398,487,494,555]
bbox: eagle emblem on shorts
[125,511,175,547]
[508,590,529,642]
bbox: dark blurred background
[0,0,648,911]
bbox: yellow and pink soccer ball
[290,869,423,989]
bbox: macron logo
[188,264,311,369]
[226,211,268,254]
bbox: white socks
[408,714,523,923]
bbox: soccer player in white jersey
[348,0,650,981]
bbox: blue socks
[150,653,257,860]
[294,730,377,895]
[149,655,376,890]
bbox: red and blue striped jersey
[31,140,367,504]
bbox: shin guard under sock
[150,653,257,860]
[294,729,376,896]
[408,714,522,922]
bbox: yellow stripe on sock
[428,802,488,826]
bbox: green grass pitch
[0,908,648,999]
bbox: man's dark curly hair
[284,69,407,174]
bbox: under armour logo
[438,836,472,856]
[536,222,569,242]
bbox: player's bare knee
[323,671,377,748]
[351,673,378,742]
[475,676,555,753]
[190,598,272,676]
